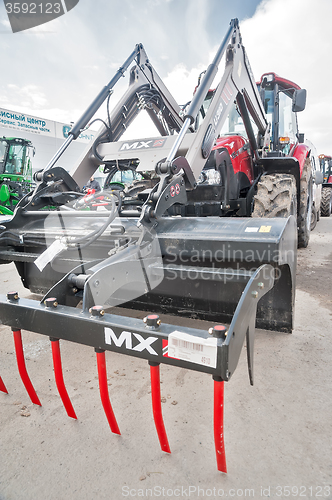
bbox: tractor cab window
[263,89,274,140]
[262,86,298,153]
[5,144,25,175]
[196,94,249,138]
[0,140,7,174]
[0,141,7,162]
[219,101,247,137]
[278,91,297,152]
[111,169,143,185]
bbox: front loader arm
[138,18,269,227]
[70,45,185,188]
[13,43,185,210]
[11,19,268,220]
[168,18,269,180]
[67,19,269,203]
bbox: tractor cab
[0,137,34,215]
[319,154,332,184]
[257,73,306,155]
[0,137,34,181]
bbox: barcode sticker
[168,331,217,368]
[34,239,67,271]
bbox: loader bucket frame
[1,262,274,473]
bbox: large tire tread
[320,186,332,217]
[252,173,297,219]
[297,158,312,248]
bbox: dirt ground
[0,218,331,500]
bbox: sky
[0,0,331,153]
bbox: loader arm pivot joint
[139,158,192,227]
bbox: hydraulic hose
[65,191,121,250]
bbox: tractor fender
[291,143,310,179]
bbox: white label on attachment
[245,227,259,232]
[34,239,67,271]
[168,331,218,368]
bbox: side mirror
[292,89,307,112]
[314,170,323,185]
[259,77,267,110]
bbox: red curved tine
[50,339,77,419]
[95,349,120,435]
[0,375,8,394]
[12,329,41,406]
[213,379,227,473]
[149,362,171,453]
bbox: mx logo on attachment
[4,0,80,33]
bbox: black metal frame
[0,262,273,384]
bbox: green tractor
[0,137,34,215]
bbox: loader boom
[68,19,269,226]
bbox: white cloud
[0,100,83,124]
[0,84,48,109]
[240,0,332,153]
[1,19,10,28]
[123,0,332,154]
[2,0,331,155]
[163,63,206,105]
[123,0,332,155]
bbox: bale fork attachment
[0,263,273,473]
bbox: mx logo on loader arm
[4,0,79,33]
[119,139,166,151]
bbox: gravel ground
[0,217,331,500]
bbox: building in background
[0,107,97,177]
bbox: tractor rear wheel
[297,158,312,248]
[320,186,332,217]
[252,173,297,219]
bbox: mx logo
[4,0,80,33]
[105,327,159,356]
[119,138,166,151]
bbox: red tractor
[254,73,313,248]
[185,71,312,247]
